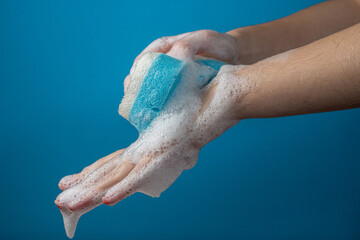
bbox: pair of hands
[55,30,243,212]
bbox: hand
[124,30,239,93]
[55,141,199,211]
[55,64,246,211]
[54,61,252,240]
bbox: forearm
[227,0,360,64]
[235,23,360,119]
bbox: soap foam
[119,52,159,120]
[56,55,253,238]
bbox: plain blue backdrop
[1,0,360,239]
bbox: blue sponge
[119,52,226,132]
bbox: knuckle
[172,40,189,49]
[150,38,162,46]
[154,36,168,45]
[159,36,168,42]
[199,30,215,37]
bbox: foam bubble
[57,55,253,238]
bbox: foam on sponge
[118,52,226,132]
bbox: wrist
[226,27,260,64]
[223,64,262,120]
[232,65,261,120]
[195,65,258,144]
[233,51,301,119]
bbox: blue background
[1,0,360,239]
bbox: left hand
[124,30,239,93]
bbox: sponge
[118,52,226,132]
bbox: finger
[125,33,191,92]
[137,37,172,59]
[67,190,97,212]
[123,75,131,94]
[58,175,77,191]
[127,33,191,84]
[58,149,123,191]
[102,156,152,206]
[55,187,78,210]
[55,198,64,210]
[66,162,135,211]
[169,30,238,63]
[66,161,135,212]
[135,32,191,63]
[102,182,135,206]
[58,149,125,191]
[167,39,194,59]
[57,160,119,211]
[194,31,238,63]
[96,161,135,191]
[167,31,210,60]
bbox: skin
[56,0,360,211]
[228,0,360,64]
[235,24,360,119]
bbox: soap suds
[56,54,253,238]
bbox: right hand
[124,30,239,93]
[56,64,247,211]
